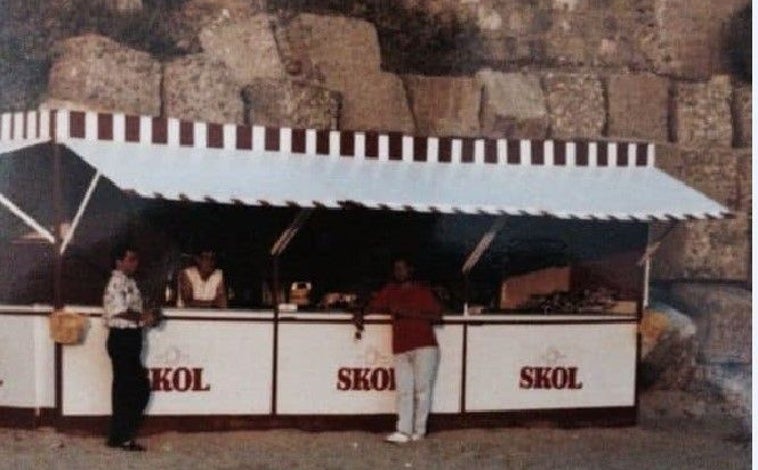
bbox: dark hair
[391,253,415,268]
[111,242,137,266]
[194,240,217,256]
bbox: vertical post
[51,139,65,420]
[52,143,64,309]
[460,275,469,413]
[271,255,280,416]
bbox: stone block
[339,72,415,133]
[477,71,548,139]
[654,144,739,209]
[672,76,733,148]
[667,283,751,364]
[0,60,48,111]
[48,34,161,116]
[732,84,751,148]
[651,212,750,281]
[403,75,481,137]
[199,15,285,84]
[607,73,669,142]
[543,72,604,139]
[281,14,415,132]
[163,55,244,124]
[639,303,697,389]
[166,0,265,52]
[283,13,382,87]
[652,0,749,79]
[242,79,339,129]
[736,151,751,212]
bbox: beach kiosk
[0,109,728,432]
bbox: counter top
[0,304,637,323]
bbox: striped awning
[0,109,730,221]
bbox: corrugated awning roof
[1,109,730,221]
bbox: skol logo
[519,366,583,390]
[149,367,211,392]
[336,367,396,391]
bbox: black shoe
[107,440,146,452]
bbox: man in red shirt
[368,257,443,443]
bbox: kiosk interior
[0,109,728,431]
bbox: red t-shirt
[368,281,443,354]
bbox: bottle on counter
[164,271,176,307]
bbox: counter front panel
[63,316,273,416]
[276,320,463,414]
[465,322,637,411]
[0,309,54,409]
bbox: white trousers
[393,346,440,436]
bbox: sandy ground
[0,393,751,470]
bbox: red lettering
[370,368,389,391]
[352,368,371,391]
[568,367,583,389]
[172,367,192,392]
[150,367,212,392]
[191,368,211,391]
[519,366,583,390]
[519,367,533,389]
[336,367,351,391]
[552,367,567,389]
[534,367,552,389]
[151,367,173,391]
[336,367,396,391]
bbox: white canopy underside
[54,139,726,221]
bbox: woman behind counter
[177,247,228,309]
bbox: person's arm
[213,273,228,308]
[178,270,193,307]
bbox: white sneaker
[411,433,425,442]
[384,431,411,444]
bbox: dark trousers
[107,328,150,445]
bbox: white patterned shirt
[103,269,142,329]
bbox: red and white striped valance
[0,109,655,168]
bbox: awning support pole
[636,221,679,266]
[51,139,65,423]
[269,208,314,416]
[0,192,56,243]
[52,143,64,309]
[270,208,313,256]
[638,221,679,308]
[461,216,507,275]
[60,171,101,255]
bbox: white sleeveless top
[178,267,223,307]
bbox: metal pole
[51,137,64,421]
[52,143,64,309]
[271,255,280,416]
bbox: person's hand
[140,308,160,328]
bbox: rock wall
[21,1,752,282]
[374,0,750,79]
[664,284,752,430]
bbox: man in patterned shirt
[103,243,158,451]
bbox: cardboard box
[606,300,637,315]
[499,266,570,309]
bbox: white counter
[0,306,638,424]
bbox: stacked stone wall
[16,1,748,283]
